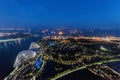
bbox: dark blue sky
[0,0,120,28]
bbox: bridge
[0,38,22,43]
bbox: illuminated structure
[35,56,43,70]
[100,46,109,52]
[29,42,40,49]
[14,50,36,67]
[58,31,63,35]
[13,42,40,68]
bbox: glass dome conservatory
[29,42,40,49]
[14,50,36,67]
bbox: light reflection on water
[0,37,40,79]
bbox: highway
[51,59,120,80]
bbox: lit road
[51,59,120,80]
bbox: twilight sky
[0,0,120,28]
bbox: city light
[58,31,63,35]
